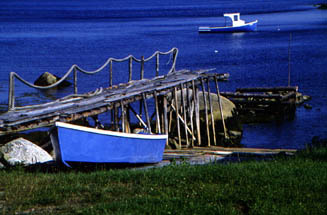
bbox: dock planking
[0,69,228,136]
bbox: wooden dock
[0,48,301,149]
[221,86,298,123]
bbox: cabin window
[234,15,238,21]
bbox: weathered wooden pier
[0,48,233,148]
[221,86,298,123]
[0,48,301,149]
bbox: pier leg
[142,93,152,134]
[187,82,195,147]
[207,78,217,146]
[192,80,201,146]
[180,83,189,147]
[121,100,125,133]
[214,76,228,140]
[154,91,161,134]
[163,96,169,146]
[174,87,181,148]
[201,78,211,147]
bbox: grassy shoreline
[1,139,327,214]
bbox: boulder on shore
[34,72,71,88]
[0,138,53,166]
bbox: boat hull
[199,20,258,33]
[50,122,167,167]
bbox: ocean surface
[0,0,326,149]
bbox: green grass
[1,140,327,215]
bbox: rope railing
[8,48,178,111]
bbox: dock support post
[214,76,228,139]
[74,67,78,94]
[142,93,151,134]
[201,78,211,147]
[114,105,119,132]
[192,80,201,146]
[8,72,15,111]
[109,60,113,87]
[154,91,161,133]
[174,87,181,148]
[121,100,125,133]
[163,96,169,146]
[140,56,144,80]
[180,83,189,146]
[207,78,217,146]
[187,82,195,147]
[129,57,133,82]
[156,53,159,76]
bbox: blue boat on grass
[50,122,167,167]
[199,13,258,33]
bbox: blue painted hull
[50,122,167,167]
[199,20,257,33]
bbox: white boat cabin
[223,13,245,27]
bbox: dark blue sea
[0,0,326,149]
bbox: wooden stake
[140,56,144,80]
[129,57,133,82]
[201,78,210,147]
[156,53,159,76]
[192,80,201,146]
[163,96,169,146]
[207,78,216,145]
[120,100,125,133]
[214,76,228,139]
[109,60,113,87]
[142,93,151,133]
[187,82,195,147]
[154,91,161,133]
[74,68,78,94]
[174,87,181,148]
[180,83,189,146]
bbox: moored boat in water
[198,13,258,33]
[50,121,167,167]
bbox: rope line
[8,48,178,110]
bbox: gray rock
[0,162,4,169]
[0,138,53,166]
[34,72,71,88]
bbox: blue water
[0,0,326,149]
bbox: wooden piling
[207,78,216,145]
[156,53,159,76]
[120,100,125,132]
[74,68,78,94]
[129,57,133,82]
[201,78,210,147]
[187,82,195,147]
[163,96,169,146]
[154,91,161,133]
[192,80,201,146]
[174,87,181,148]
[140,56,144,80]
[109,60,113,87]
[180,83,189,146]
[142,93,151,133]
[214,76,228,139]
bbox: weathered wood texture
[0,70,228,136]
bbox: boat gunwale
[199,20,258,30]
[55,121,168,140]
